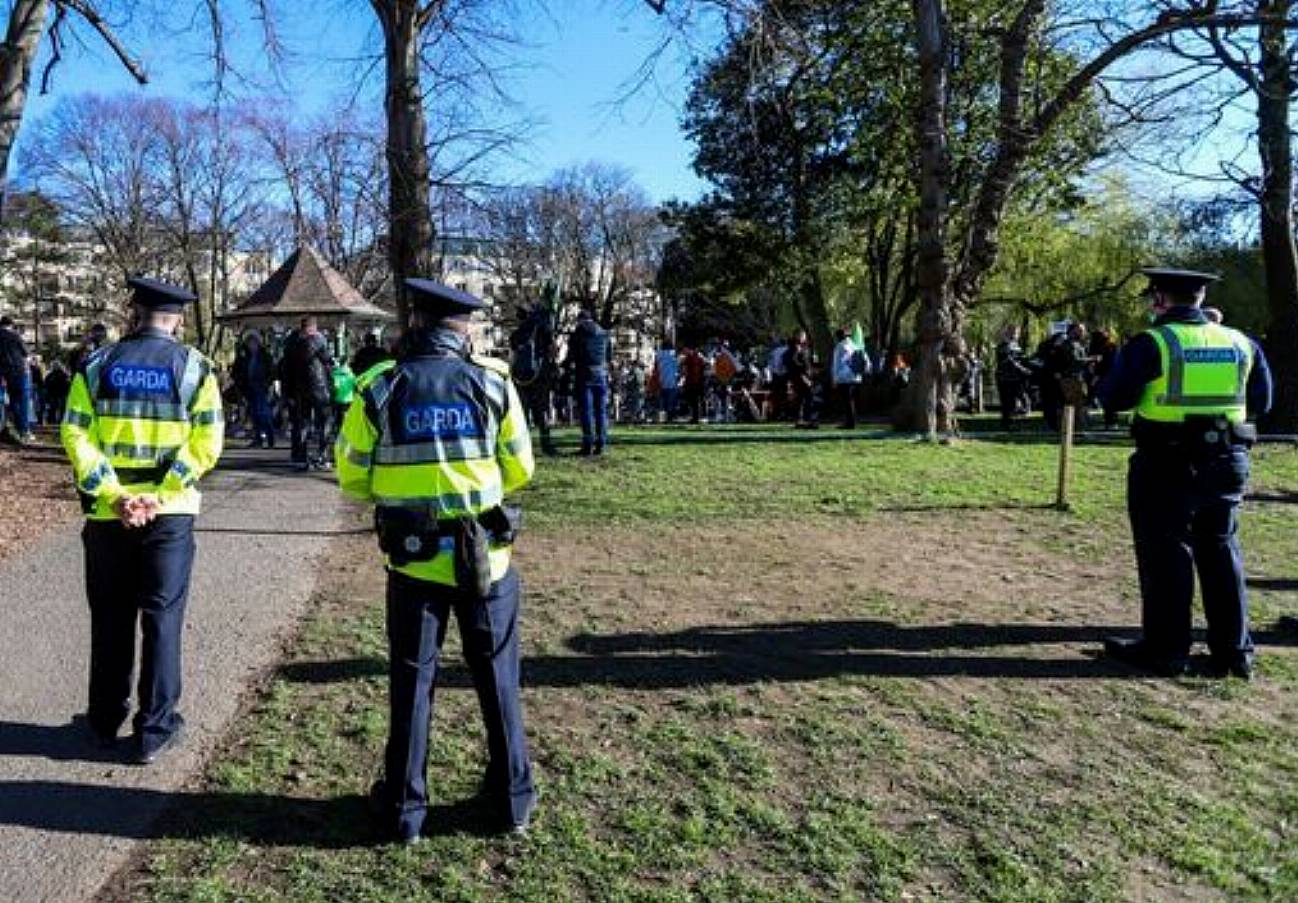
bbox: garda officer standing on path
[61,277,224,762]
[1098,268,1272,678]
[335,278,537,844]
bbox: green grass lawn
[109,428,1298,903]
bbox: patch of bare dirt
[0,429,79,564]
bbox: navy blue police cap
[404,278,485,316]
[1140,268,1220,297]
[127,276,197,312]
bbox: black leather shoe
[79,716,118,751]
[132,721,185,765]
[1203,655,1255,681]
[1103,636,1190,677]
[508,797,537,837]
[369,780,422,846]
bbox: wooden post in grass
[1055,404,1075,511]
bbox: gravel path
[0,448,355,903]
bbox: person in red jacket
[680,346,707,424]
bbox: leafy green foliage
[672,0,1118,361]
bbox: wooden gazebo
[218,245,393,327]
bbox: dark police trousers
[1127,445,1252,663]
[82,515,195,748]
[383,566,534,837]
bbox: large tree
[647,1,1289,434]
[1175,1,1298,429]
[0,0,149,220]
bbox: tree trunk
[897,0,952,437]
[951,0,1043,307]
[802,268,834,368]
[375,1,435,325]
[1256,0,1298,431]
[0,0,51,222]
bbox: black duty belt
[1133,416,1256,450]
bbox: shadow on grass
[1249,577,1298,591]
[195,526,372,537]
[878,501,1058,513]
[537,426,1135,450]
[0,779,505,846]
[1248,490,1298,505]
[276,620,1298,688]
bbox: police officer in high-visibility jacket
[61,277,224,763]
[335,278,536,844]
[1098,268,1272,679]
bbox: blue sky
[16,0,711,203]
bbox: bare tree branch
[417,0,450,31]
[55,0,149,84]
[39,4,69,95]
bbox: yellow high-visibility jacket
[1135,322,1253,424]
[335,330,535,586]
[61,328,224,520]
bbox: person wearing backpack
[509,302,558,456]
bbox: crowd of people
[225,317,397,470]
[1,305,1221,452]
[994,321,1123,431]
[508,322,906,440]
[0,316,108,445]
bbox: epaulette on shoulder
[356,358,399,390]
[470,354,512,378]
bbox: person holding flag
[831,324,871,429]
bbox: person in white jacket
[831,328,870,428]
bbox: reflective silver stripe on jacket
[178,348,206,411]
[192,409,221,425]
[64,409,93,428]
[372,485,503,516]
[95,399,190,421]
[101,442,182,463]
[374,437,496,465]
[342,445,372,468]
[85,357,105,397]
[481,369,508,413]
[366,373,394,414]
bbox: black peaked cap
[1140,267,1220,296]
[127,276,197,311]
[404,278,485,316]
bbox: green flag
[851,322,866,351]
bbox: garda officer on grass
[335,278,537,844]
[60,277,224,763]
[1097,268,1272,679]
